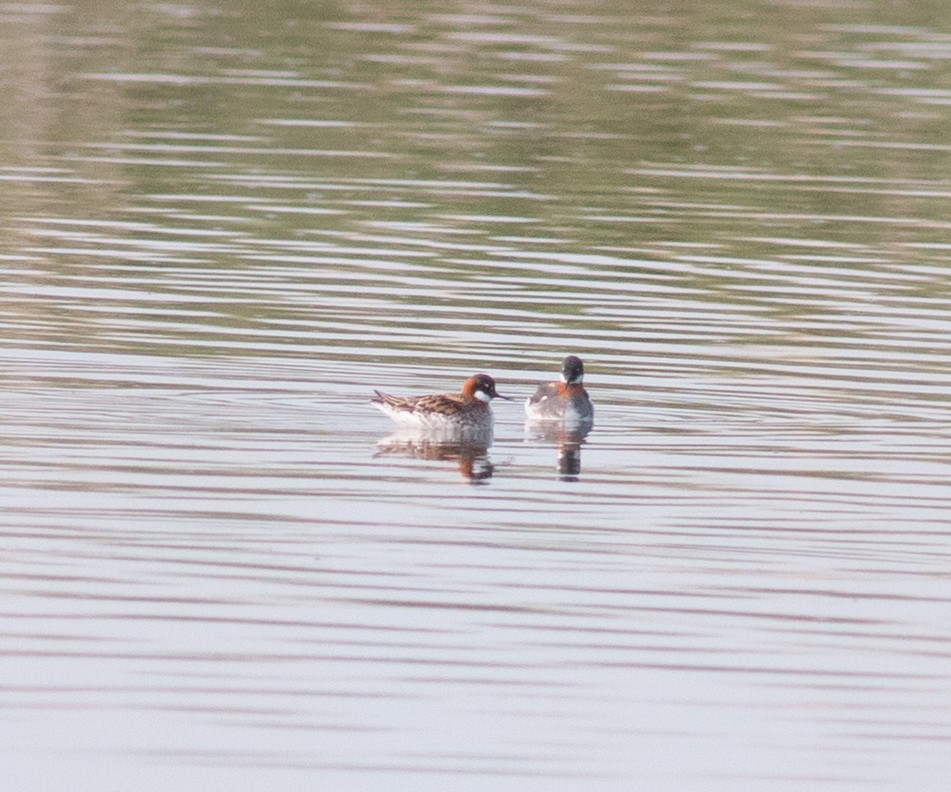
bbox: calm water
[3,2,951,790]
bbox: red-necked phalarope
[525,355,594,423]
[372,373,510,433]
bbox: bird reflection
[375,429,495,482]
[525,421,592,481]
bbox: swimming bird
[525,355,593,423]
[372,373,510,434]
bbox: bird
[371,373,510,435]
[525,355,593,423]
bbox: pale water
[3,2,951,790]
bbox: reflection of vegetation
[2,0,951,360]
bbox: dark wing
[409,393,466,417]
[372,391,464,416]
[527,382,559,408]
[372,390,419,412]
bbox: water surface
[3,2,951,790]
